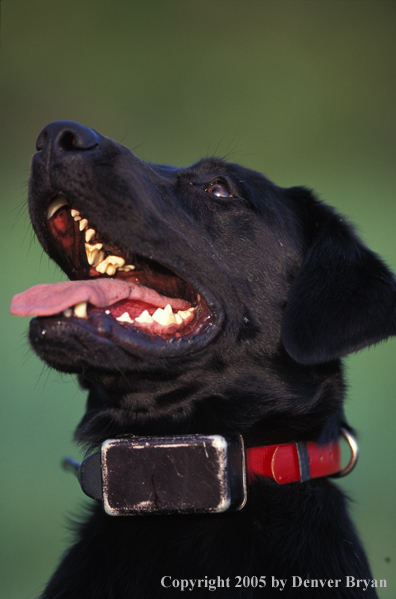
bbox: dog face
[12,121,396,442]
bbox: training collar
[63,429,358,516]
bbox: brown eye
[206,181,232,198]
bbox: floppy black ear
[281,194,396,365]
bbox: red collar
[246,429,358,484]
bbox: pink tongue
[10,278,190,317]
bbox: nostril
[59,131,78,151]
[59,127,99,151]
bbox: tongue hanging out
[10,278,191,318]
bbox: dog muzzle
[63,430,358,516]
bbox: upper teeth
[95,255,126,276]
[117,264,136,272]
[47,203,193,319]
[85,243,105,266]
[85,228,96,242]
[78,214,136,275]
[79,219,89,231]
[47,201,136,275]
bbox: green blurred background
[1,1,395,597]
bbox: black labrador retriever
[11,121,395,598]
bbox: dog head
[11,121,396,444]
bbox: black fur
[24,121,396,597]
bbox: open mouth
[12,194,216,351]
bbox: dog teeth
[47,197,69,220]
[74,302,87,318]
[116,312,134,324]
[64,303,192,326]
[85,228,96,242]
[135,310,154,324]
[87,249,105,267]
[85,243,104,266]
[95,255,126,275]
[67,212,135,275]
[152,304,179,326]
[177,307,194,320]
[94,250,105,267]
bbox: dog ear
[281,192,396,365]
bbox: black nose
[35,121,101,153]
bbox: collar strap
[247,428,358,484]
[247,429,358,485]
[247,439,338,484]
[63,430,358,516]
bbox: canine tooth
[90,250,104,268]
[118,264,136,272]
[47,197,69,220]
[63,308,73,318]
[135,310,154,324]
[87,249,98,266]
[85,244,100,265]
[74,302,87,318]
[116,312,134,324]
[79,218,88,231]
[94,250,105,267]
[85,243,104,265]
[152,306,177,326]
[85,228,96,242]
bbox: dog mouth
[12,194,217,354]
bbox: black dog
[11,121,396,598]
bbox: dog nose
[35,121,101,153]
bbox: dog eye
[205,181,232,198]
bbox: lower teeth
[63,303,195,332]
[74,302,88,318]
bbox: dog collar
[63,430,358,516]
